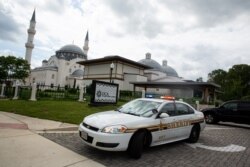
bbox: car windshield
[118,99,162,117]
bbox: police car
[79,97,205,159]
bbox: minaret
[25,9,36,65]
[83,31,89,56]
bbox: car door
[238,101,250,123]
[219,102,239,122]
[174,102,194,139]
[151,102,177,145]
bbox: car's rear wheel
[128,131,145,159]
[187,125,200,143]
[205,114,218,124]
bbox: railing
[0,83,217,110]
[16,85,80,100]
[4,86,14,98]
[119,90,142,101]
[19,86,32,100]
[36,85,79,100]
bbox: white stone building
[78,53,220,101]
[78,55,150,90]
[78,53,184,92]
[24,10,89,88]
[30,41,88,88]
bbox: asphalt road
[40,123,250,167]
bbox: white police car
[79,97,205,158]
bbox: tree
[226,64,250,99]
[207,65,250,101]
[0,55,30,84]
[207,69,227,85]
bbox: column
[196,100,200,111]
[30,83,37,101]
[13,84,19,100]
[141,90,145,98]
[0,83,6,97]
[78,85,84,102]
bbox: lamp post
[110,62,114,83]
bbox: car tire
[187,125,200,143]
[128,131,145,159]
[205,114,218,124]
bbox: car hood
[83,111,148,129]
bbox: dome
[138,53,179,77]
[71,69,84,77]
[161,60,179,77]
[162,66,179,77]
[56,44,87,60]
[138,53,162,70]
[59,44,84,55]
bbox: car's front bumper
[79,123,133,151]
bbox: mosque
[25,10,219,101]
[30,42,88,88]
[25,10,88,88]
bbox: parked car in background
[201,100,250,124]
[79,97,205,159]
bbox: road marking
[186,143,246,152]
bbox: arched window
[52,74,55,79]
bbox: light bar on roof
[160,96,175,100]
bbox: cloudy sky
[0,0,250,81]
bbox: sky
[0,0,250,81]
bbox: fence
[119,90,142,101]
[1,84,143,102]
[1,84,210,108]
[0,84,81,101]
[0,85,14,98]
[36,85,80,100]
[19,86,32,100]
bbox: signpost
[90,80,119,105]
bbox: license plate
[81,131,88,140]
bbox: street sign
[90,80,119,105]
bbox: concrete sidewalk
[0,111,105,167]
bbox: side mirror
[152,109,158,114]
[159,113,169,118]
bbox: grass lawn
[0,100,125,124]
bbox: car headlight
[102,125,127,134]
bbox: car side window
[223,103,237,110]
[176,103,194,115]
[188,105,195,114]
[160,103,175,116]
[239,102,250,110]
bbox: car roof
[224,100,250,103]
[136,98,196,110]
[137,98,179,103]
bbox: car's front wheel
[187,125,200,143]
[127,131,145,159]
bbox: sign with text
[91,80,119,105]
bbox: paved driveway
[41,123,250,167]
